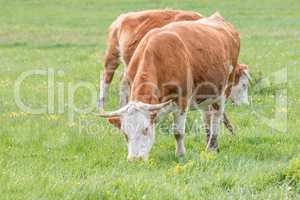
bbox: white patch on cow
[120,103,155,161]
[230,70,250,106]
[98,80,109,110]
[228,64,234,74]
[173,110,187,156]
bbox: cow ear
[108,117,121,129]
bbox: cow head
[98,101,172,161]
[230,64,251,106]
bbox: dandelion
[8,111,32,118]
[48,115,60,121]
[9,112,18,118]
[175,164,183,174]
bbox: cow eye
[242,83,247,88]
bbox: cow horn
[96,104,129,118]
[137,100,174,111]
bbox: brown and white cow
[98,9,250,109]
[99,13,241,161]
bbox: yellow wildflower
[9,112,18,118]
[175,164,183,174]
[48,115,59,121]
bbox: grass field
[1,0,300,199]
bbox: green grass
[1,0,300,199]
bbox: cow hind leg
[203,106,215,150]
[173,110,187,156]
[205,96,225,151]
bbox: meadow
[1,0,300,199]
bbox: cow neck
[130,69,159,105]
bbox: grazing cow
[99,13,241,161]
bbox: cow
[99,12,241,161]
[98,9,250,110]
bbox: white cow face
[121,105,155,161]
[99,101,172,161]
[230,69,251,106]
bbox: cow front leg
[173,111,187,156]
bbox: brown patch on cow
[108,117,121,129]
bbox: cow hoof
[176,153,185,157]
[176,150,186,157]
